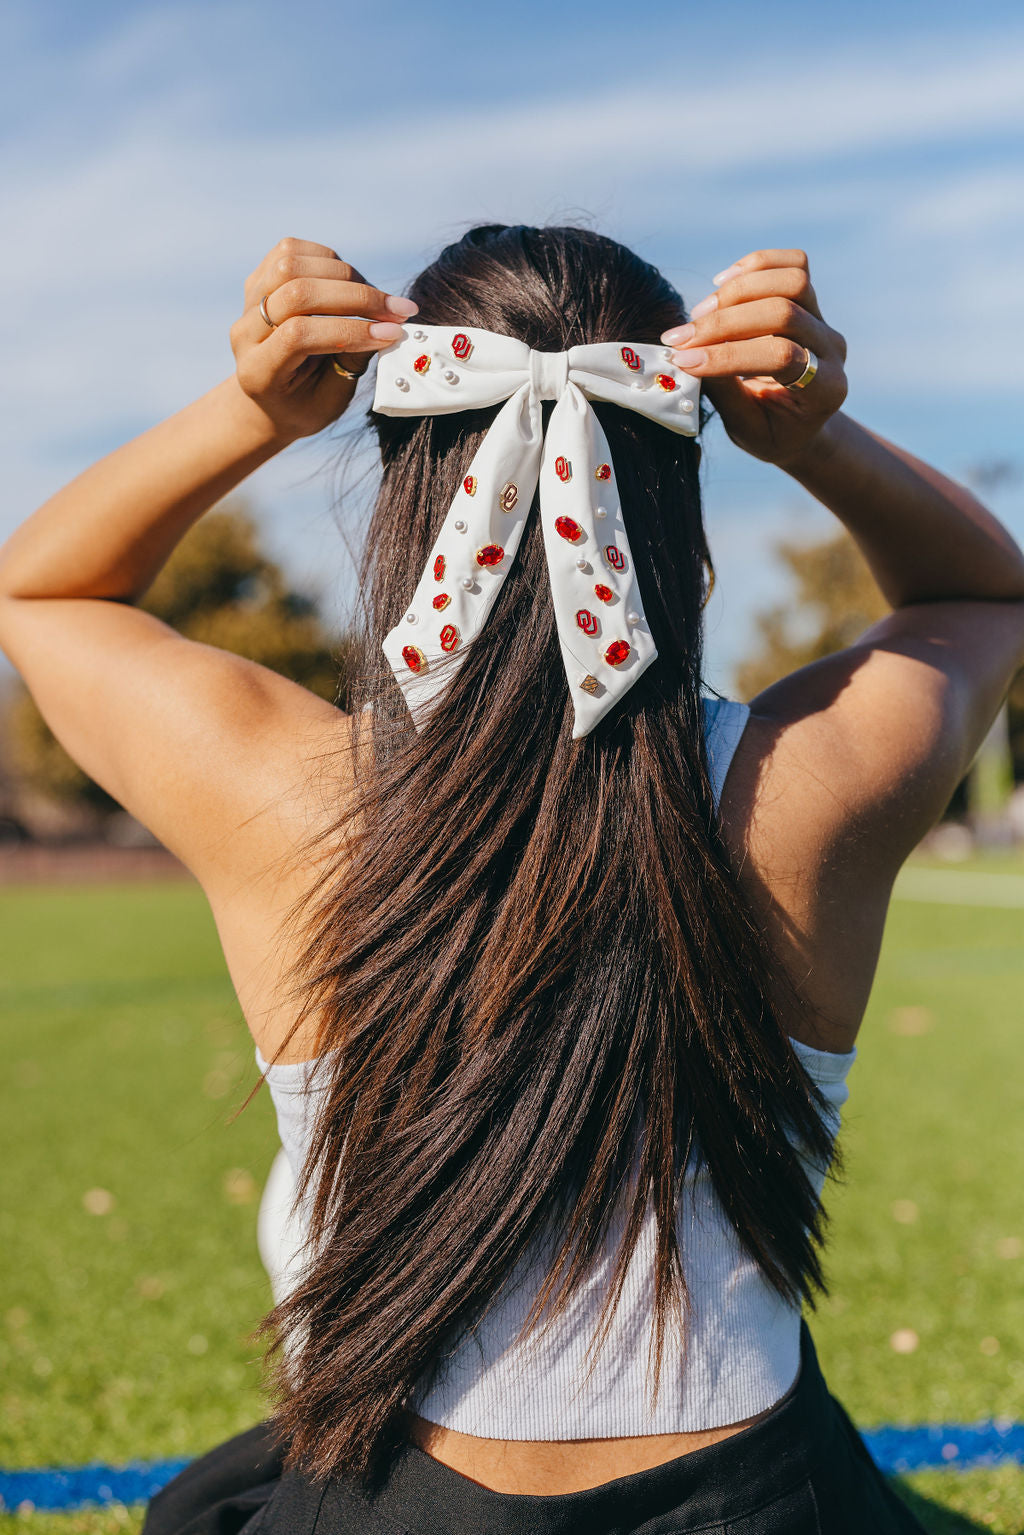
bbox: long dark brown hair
[260,224,842,1488]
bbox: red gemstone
[452,332,473,360]
[656,373,676,392]
[476,543,504,567]
[554,455,572,483]
[604,544,626,572]
[594,463,612,481]
[555,516,583,543]
[604,639,631,667]
[620,346,642,372]
[594,583,613,602]
[576,609,598,635]
[402,644,427,673]
[432,592,451,611]
[433,554,446,582]
[413,354,431,373]
[439,623,460,652]
[463,475,477,496]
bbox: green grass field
[1,862,1023,1532]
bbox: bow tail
[382,384,542,731]
[539,386,660,739]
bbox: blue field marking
[0,1459,190,1513]
[4,1425,1024,1512]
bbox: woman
[2,225,1022,1534]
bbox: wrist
[219,374,301,454]
[775,412,848,477]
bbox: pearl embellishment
[454,518,467,532]
[681,399,695,413]
[443,369,459,384]
[595,506,607,519]
[413,330,427,340]
[406,611,417,624]
[461,576,474,590]
[575,555,588,570]
[626,610,640,625]
[396,377,409,391]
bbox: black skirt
[142,1320,926,1535]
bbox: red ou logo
[554,455,572,482]
[604,544,626,572]
[452,333,473,360]
[620,346,642,372]
[576,609,599,636]
[433,554,446,582]
[439,623,460,653]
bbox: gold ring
[332,360,360,380]
[259,294,277,329]
[785,346,818,390]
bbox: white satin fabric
[373,325,701,739]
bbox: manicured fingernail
[385,296,419,317]
[712,263,743,286]
[671,348,708,370]
[661,323,695,345]
[369,321,405,340]
[689,295,718,320]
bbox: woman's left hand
[661,248,848,469]
[231,236,419,443]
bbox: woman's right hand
[231,237,419,444]
[661,248,848,469]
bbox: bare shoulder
[715,598,1024,1051]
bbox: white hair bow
[373,324,701,739]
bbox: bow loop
[373,325,700,738]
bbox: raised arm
[664,247,1024,884]
[0,237,416,887]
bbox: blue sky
[3,0,1023,691]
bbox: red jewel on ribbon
[655,373,676,391]
[554,455,572,483]
[604,639,631,666]
[604,544,626,571]
[451,333,473,360]
[555,516,583,543]
[594,583,613,602]
[439,623,460,653]
[413,354,431,374]
[433,554,446,581]
[576,609,598,635]
[594,463,612,481]
[432,593,451,611]
[475,544,504,567]
[402,645,427,673]
[463,475,477,496]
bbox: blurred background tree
[4,497,358,816]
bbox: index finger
[714,248,810,285]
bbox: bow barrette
[373,325,701,739]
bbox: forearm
[0,376,290,604]
[781,412,1024,609]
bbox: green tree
[5,498,357,812]
[733,527,888,701]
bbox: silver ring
[259,294,277,329]
[785,346,818,390]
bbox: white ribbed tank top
[255,695,856,1438]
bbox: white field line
[893,868,1024,908]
